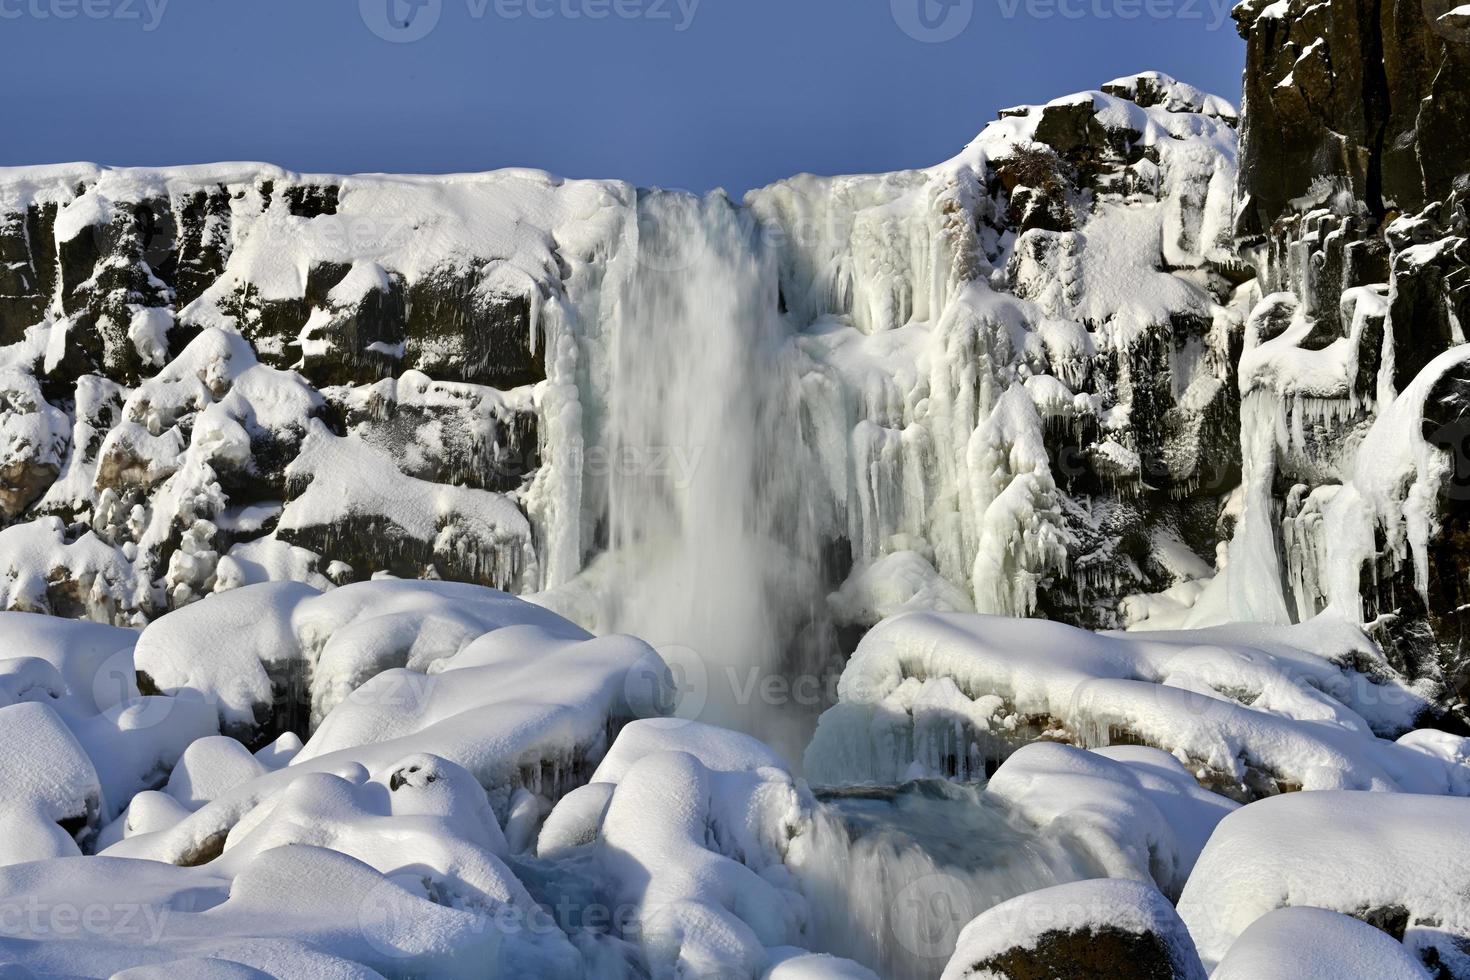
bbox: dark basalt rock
[0,207,52,345]
[964,925,1194,980]
[1231,0,1470,705]
[282,183,340,218]
[405,268,545,388]
[987,80,1248,628]
[274,507,526,592]
[299,271,409,388]
[1234,0,1470,234]
[331,381,539,494]
[172,186,233,308]
[1388,221,1470,391]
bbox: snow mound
[986,742,1237,897]
[132,579,589,743]
[535,719,851,979]
[1212,907,1433,980]
[1177,791,1470,973]
[763,948,881,979]
[0,612,218,855]
[108,587,667,870]
[805,611,1460,799]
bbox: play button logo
[360,0,442,43]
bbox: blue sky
[0,0,1245,194]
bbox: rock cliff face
[0,12,1467,722]
[1217,0,1470,714]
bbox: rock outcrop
[1207,0,1470,715]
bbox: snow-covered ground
[0,582,1466,978]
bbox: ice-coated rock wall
[0,72,1244,647]
[1153,0,1470,717]
[1,22,1468,720]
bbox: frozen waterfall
[593,190,830,756]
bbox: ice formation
[0,69,1246,659]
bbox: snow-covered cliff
[1,51,1467,723]
[0,73,1241,637]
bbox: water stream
[578,192,1096,979]
[598,190,831,759]
[794,781,1099,980]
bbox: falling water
[588,197,1102,979]
[793,781,1099,980]
[599,190,828,758]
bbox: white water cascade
[596,190,829,757]
[559,194,1103,980]
[793,782,1099,980]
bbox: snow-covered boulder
[108,584,669,867]
[0,700,102,864]
[536,719,855,980]
[1212,907,1433,980]
[1177,791,1470,974]
[986,742,1237,897]
[763,948,881,979]
[132,579,590,744]
[0,364,68,519]
[0,517,144,622]
[806,611,1461,800]
[939,878,1206,980]
[277,421,534,591]
[0,612,218,857]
